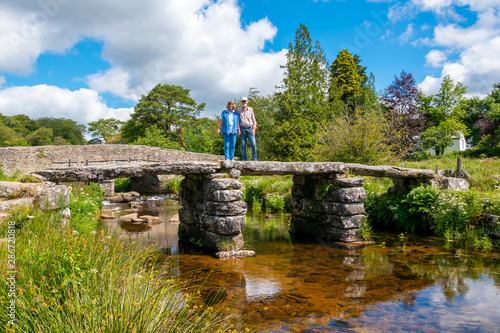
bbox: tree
[88,118,123,143]
[319,109,401,164]
[382,71,425,154]
[132,125,181,149]
[329,49,362,105]
[423,75,467,126]
[25,127,53,146]
[36,117,86,145]
[420,118,468,156]
[122,83,205,147]
[271,24,330,161]
[184,117,223,155]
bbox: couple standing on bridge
[217,96,258,161]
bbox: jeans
[240,127,257,161]
[222,133,237,160]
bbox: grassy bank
[0,183,252,332]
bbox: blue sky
[0,0,499,127]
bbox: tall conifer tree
[269,24,330,161]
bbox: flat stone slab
[346,163,435,179]
[220,161,348,175]
[33,161,221,182]
[33,160,436,182]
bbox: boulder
[119,213,138,222]
[34,185,70,210]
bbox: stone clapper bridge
[33,160,436,258]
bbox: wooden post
[69,159,71,167]
[456,157,462,178]
[435,164,439,174]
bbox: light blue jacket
[220,109,239,135]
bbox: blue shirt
[220,109,239,135]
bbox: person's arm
[251,109,257,135]
[237,114,241,135]
[217,119,222,134]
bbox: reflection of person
[217,101,240,161]
[237,96,257,161]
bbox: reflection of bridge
[33,160,436,257]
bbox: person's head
[241,96,248,105]
[226,100,235,110]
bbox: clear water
[101,198,500,332]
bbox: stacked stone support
[178,171,247,252]
[291,174,367,243]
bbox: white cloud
[425,50,447,67]
[398,24,414,43]
[419,75,442,94]
[0,85,132,125]
[0,0,287,118]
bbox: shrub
[162,175,183,194]
[265,193,285,213]
[431,189,483,236]
[114,178,131,192]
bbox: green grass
[240,175,293,213]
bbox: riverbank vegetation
[0,183,253,332]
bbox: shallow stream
[101,196,500,332]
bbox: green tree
[88,118,123,143]
[184,117,222,155]
[329,49,362,105]
[423,75,468,126]
[25,127,53,146]
[271,24,330,161]
[122,83,205,147]
[2,114,40,137]
[420,118,468,156]
[319,109,401,164]
[132,124,181,149]
[36,117,86,145]
[0,123,25,147]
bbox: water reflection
[100,199,500,332]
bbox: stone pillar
[178,171,252,257]
[291,174,367,243]
[98,180,115,197]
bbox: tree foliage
[271,23,330,161]
[318,109,401,164]
[122,83,204,147]
[382,71,425,154]
[36,117,86,145]
[88,118,123,143]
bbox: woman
[217,100,240,161]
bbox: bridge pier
[178,172,249,256]
[291,173,367,243]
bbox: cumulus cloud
[0,0,287,119]
[406,0,500,95]
[0,85,132,125]
[425,50,447,67]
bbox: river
[101,196,500,332]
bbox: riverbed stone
[119,213,138,222]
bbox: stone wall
[0,145,223,175]
[291,174,367,243]
[178,172,247,253]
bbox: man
[237,96,257,161]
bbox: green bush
[240,175,293,213]
[265,193,285,213]
[114,178,131,192]
[407,151,433,161]
[161,175,183,194]
[431,189,483,236]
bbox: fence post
[69,159,71,167]
[456,157,462,178]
